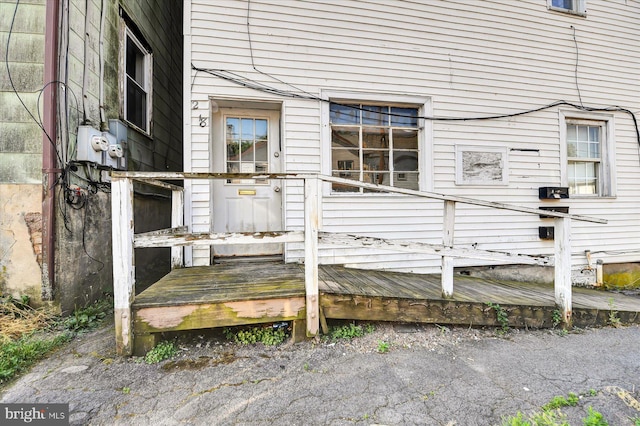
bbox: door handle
[274,186,281,192]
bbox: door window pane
[225,116,269,184]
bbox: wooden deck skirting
[130,262,640,355]
[112,172,609,355]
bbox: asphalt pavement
[1,322,639,425]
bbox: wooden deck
[131,261,640,354]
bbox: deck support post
[171,189,184,269]
[441,200,456,298]
[554,216,572,326]
[304,177,320,337]
[112,177,136,356]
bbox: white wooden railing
[111,172,607,355]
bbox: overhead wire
[192,64,640,149]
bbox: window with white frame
[124,27,152,134]
[548,0,586,15]
[330,103,420,193]
[563,115,614,197]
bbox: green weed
[62,299,112,333]
[0,333,71,385]
[144,341,178,364]
[326,322,374,341]
[542,393,579,410]
[377,341,389,353]
[487,302,509,334]
[552,309,562,328]
[122,386,131,395]
[607,298,621,327]
[224,324,288,346]
[582,406,608,426]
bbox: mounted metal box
[538,187,569,199]
[76,125,108,164]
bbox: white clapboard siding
[187,0,640,271]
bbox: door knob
[274,186,281,192]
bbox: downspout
[42,0,60,301]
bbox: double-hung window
[563,115,614,197]
[124,27,152,134]
[330,103,420,193]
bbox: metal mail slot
[238,189,256,196]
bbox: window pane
[227,162,239,173]
[331,171,359,192]
[255,140,268,162]
[566,125,577,142]
[362,105,386,126]
[577,125,588,142]
[227,139,239,160]
[390,107,418,127]
[394,151,418,172]
[394,172,419,190]
[126,78,146,130]
[330,104,359,124]
[226,118,240,139]
[567,141,577,157]
[552,0,573,9]
[568,161,599,195]
[363,127,388,148]
[241,119,254,140]
[363,172,389,186]
[393,129,418,149]
[126,37,145,86]
[332,149,360,172]
[255,119,267,140]
[363,151,389,172]
[332,128,359,149]
[240,140,254,161]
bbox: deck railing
[111,172,607,355]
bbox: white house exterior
[182,0,640,282]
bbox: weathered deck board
[131,261,640,354]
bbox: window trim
[321,91,432,196]
[559,110,615,198]
[122,26,153,135]
[547,0,586,16]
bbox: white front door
[212,108,283,257]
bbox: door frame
[209,99,285,258]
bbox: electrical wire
[571,25,584,107]
[191,64,640,149]
[5,0,60,164]
[246,0,318,100]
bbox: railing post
[554,216,572,326]
[304,176,320,336]
[111,177,135,355]
[441,200,455,298]
[171,189,184,269]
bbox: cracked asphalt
[1,323,639,425]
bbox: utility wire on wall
[191,64,640,150]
